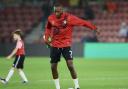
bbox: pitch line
[4,76,128,83]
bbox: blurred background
[0,0,128,58]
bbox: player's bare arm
[6,48,18,59]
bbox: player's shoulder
[48,13,55,20]
[63,12,75,21]
[63,12,71,17]
[64,12,70,15]
[63,12,74,19]
[17,40,24,44]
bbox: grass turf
[0,57,128,89]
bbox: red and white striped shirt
[44,12,96,48]
[16,40,25,55]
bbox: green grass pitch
[0,57,128,89]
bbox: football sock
[6,69,14,82]
[73,78,80,89]
[19,70,28,82]
[54,78,60,89]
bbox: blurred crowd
[0,0,128,43]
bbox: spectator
[0,3,4,10]
[41,1,51,20]
[84,6,95,20]
[81,32,98,42]
[83,2,95,20]
[69,0,79,7]
[119,22,128,42]
[105,0,118,14]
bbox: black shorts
[50,47,73,63]
[13,55,25,69]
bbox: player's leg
[51,63,60,89]
[62,47,80,89]
[66,60,80,89]
[18,69,28,83]
[1,67,15,84]
[16,55,28,83]
[51,63,59,79]
[66,60,77,79]
[0,67,15,84]
[1,55,19,84]
[2,55,21,83]
[50,47,61,89]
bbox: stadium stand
[72,0,128,43]
[0,0,43,43]
[0,0,128,43]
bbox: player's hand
[43,35,52,48]
[46,43,52,48]
[6,55,12,59]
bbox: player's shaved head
[54,3,62,8]
[54,3,63,18]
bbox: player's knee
[17,69,22,72]
[11,67,15,71]
[51,65,57,71]
[67,64,74,71]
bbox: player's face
[54,6,63,18]
[13,34,19,41]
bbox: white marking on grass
[9,76,128,83]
